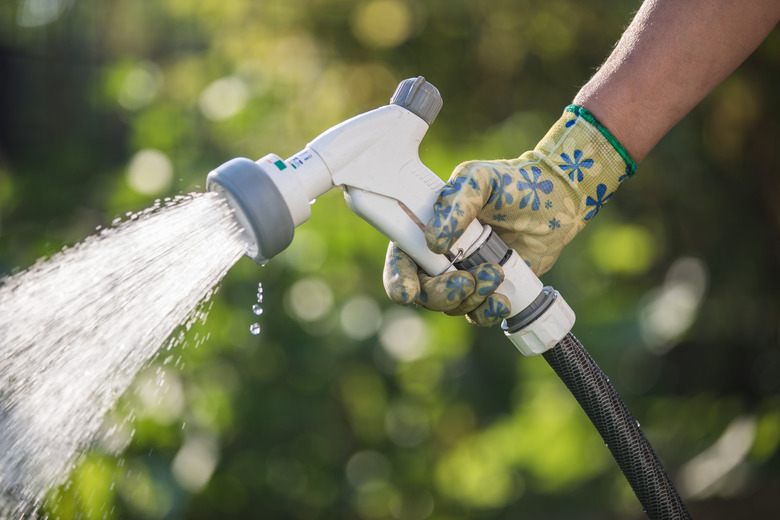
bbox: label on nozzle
[288,149,316,170]
[259,154,285,170]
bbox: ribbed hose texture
[543,333,692,520]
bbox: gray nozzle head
[207,158,294,265]
[390,76,442,125]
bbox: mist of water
[0,192,247,516]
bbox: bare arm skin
[573,0,780,163]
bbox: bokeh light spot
[354,481,399,519]
[280,228,327,272]
[16,0,69,27]
[340,295,382,340]
[132,366,184,425]
[171,433,220,493]
[588,222,657,275]
[198,76,250,121]
[351,0,414,49]
[379,308,429,361]
[117,62,162,110]
[639,257,708,352]
[385,401,430,447]
[346,450,391,488]
[285,277,334,322]
[126,149,174,196]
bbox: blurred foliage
[1,0,779,518]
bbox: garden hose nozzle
[207,76,574,356]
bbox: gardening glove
[383,105,637,325]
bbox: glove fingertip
[383,243,421,306]
[387,285,419,306]
[466,294,511,327]
[417,271,475,312]
[468,262,505,296]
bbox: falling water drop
[252,304,263,316]
[250,323,261,335]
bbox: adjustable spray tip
[390,76,443,125]
[207,157,295,265]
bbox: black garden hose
[543,332,692,520]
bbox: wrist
[573,87,650,163]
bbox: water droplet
[252,304,263,316]
[309,199,317,205]
[256,293,264,304]
[250,323,261,335]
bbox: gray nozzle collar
[390,76,443,125]
[207,158,294,265]
[455,231,511,271]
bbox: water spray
[207,77,692,519]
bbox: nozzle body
[206,77,574,355]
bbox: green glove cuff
[564,105,637,178]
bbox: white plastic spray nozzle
[206,76,574,356]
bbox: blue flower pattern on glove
[516,166,554,211]
[436,216,464,245]
[584,183,613,220]
[440,176,468,198]
[559,150,594,182]
[487,170,514,210]
[482,297,509,322]
[388,248,410,277]
[476,266,502,296]
[446,276,470,302]
[430,202,452,229]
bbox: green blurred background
[1,0,779,518]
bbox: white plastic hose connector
[503,291,575,356]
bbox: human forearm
[573,0,780,163]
